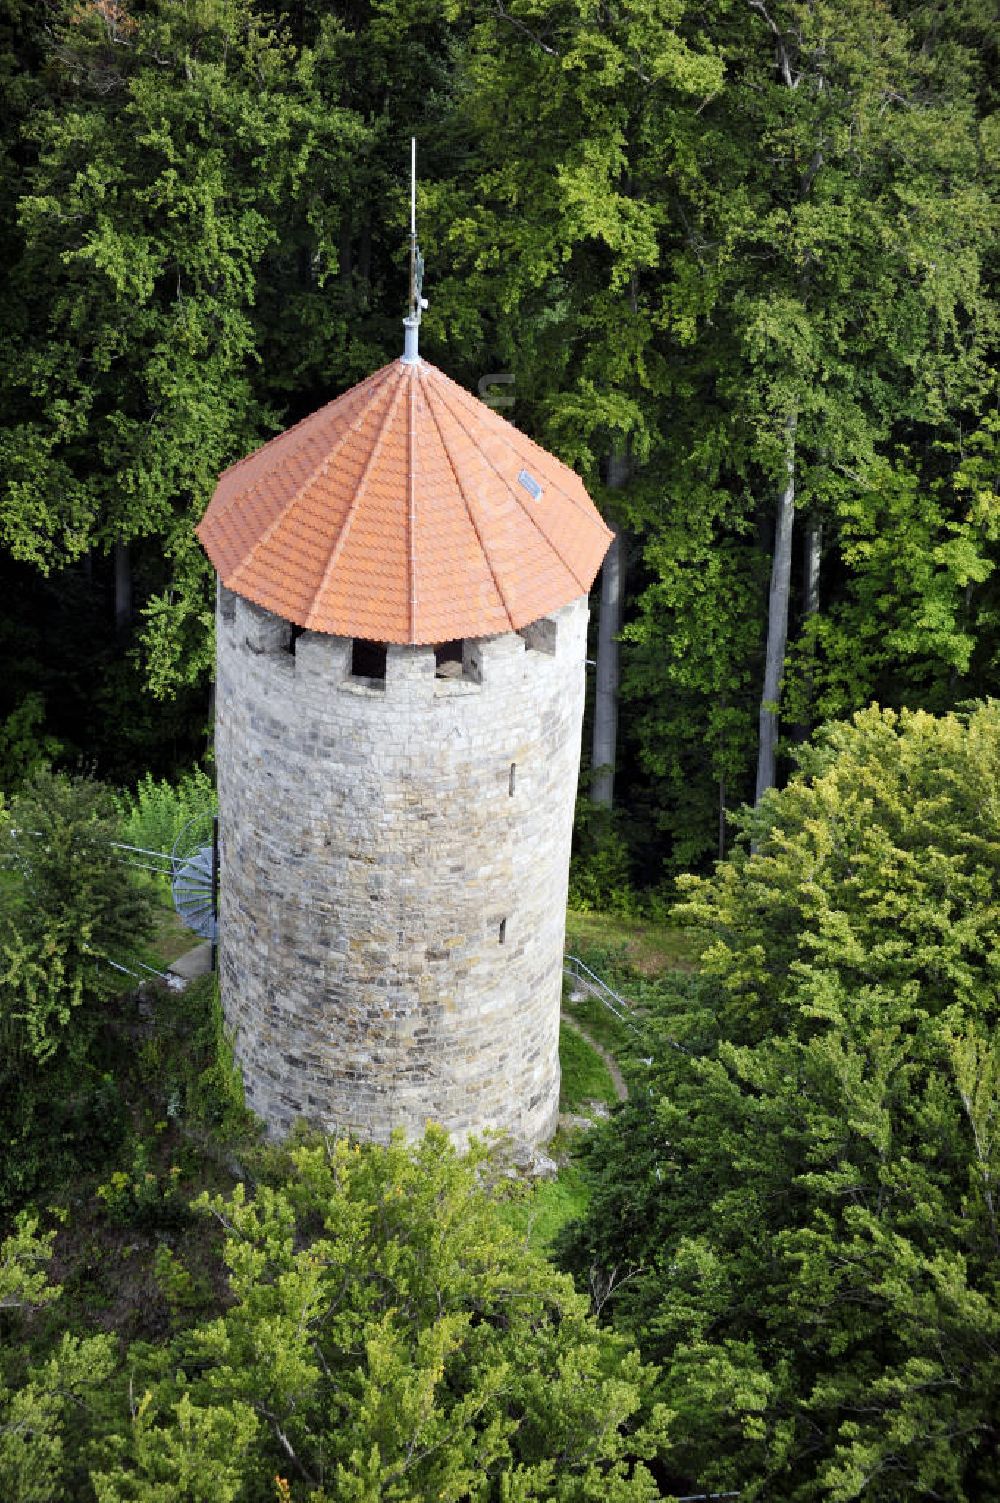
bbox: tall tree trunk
[755,414,797,805]
[358,217,372,309]
[803,515,821,622]
[794,515,822,743]
[114,541,132,638]
[590,449,628,809]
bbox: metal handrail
[563,954,693,1061]
[563,954,642,1036]
[564,953,631,1009]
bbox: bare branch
[492,2,560,58]
[587,1262,645,1317]
[746,0,797,88]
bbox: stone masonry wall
[214,589,589,1146]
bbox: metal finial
[403,137,427,364]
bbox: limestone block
[215,588,590,1151]
[297,631,350,681]
[386,643,435,695]
[237,596,292,655]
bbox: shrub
[114,769,216,893]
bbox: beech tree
[0,0,366,696]
[660,0,992,803]
[434,0,724,827]
[564,701,1000,1499]
[91,1129,667,1501]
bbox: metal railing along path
[563,953,694,1062]
[563,953,642,1035]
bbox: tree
[434,0,724,851]
[94,1129,668,1501]
[673,0,992,803]
[564,702,1000,1499]
[0,1214,117,1502]
[0,769,154,1206]
[621,481,766,869]
[0,0,367,699]
[612,0,997,857]
[0,0,468,782]
[1,769,154,1056]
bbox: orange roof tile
[196,354,613,644]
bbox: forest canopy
[0,0,995,884]
[1,2,999,1499]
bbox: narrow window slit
[509,763,516,796]
[499,918,507,945]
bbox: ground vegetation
[2,3,999,1497]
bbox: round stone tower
[196,332,612,1145]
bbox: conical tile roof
[196,355,613,644]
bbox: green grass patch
[499,1164,589,1251]
[559,1021,618,1112]
[563,990,640,1064]
[138,903,202,972]
[565,907,701,975]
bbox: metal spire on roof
[403,137,427,364]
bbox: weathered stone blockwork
[215,590,589,1146]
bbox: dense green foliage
[5,712,1000,1499]
[0,770,155,1206]
[0,0,995,874]
[1,1120,668,1501]
[114,766,217,896]
[565,703,1000,1499]
[103,1131,666,1501]
[0,1214,118,1499]
[2,2,1000,1497]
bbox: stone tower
[196,332,612,1145]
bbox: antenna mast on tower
[403,137,427,363]
[409,136,417,317]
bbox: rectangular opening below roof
[351,638,387,687]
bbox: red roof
[196,355,612,644]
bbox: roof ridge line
[214,366,397,584]
[304,367,410,631]
[407,371,416,641]
[423,378,514,633]
[431,366,606,531]
[217,362,390,487]
[429,379,591,595]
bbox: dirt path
[561,1013,628,1103]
